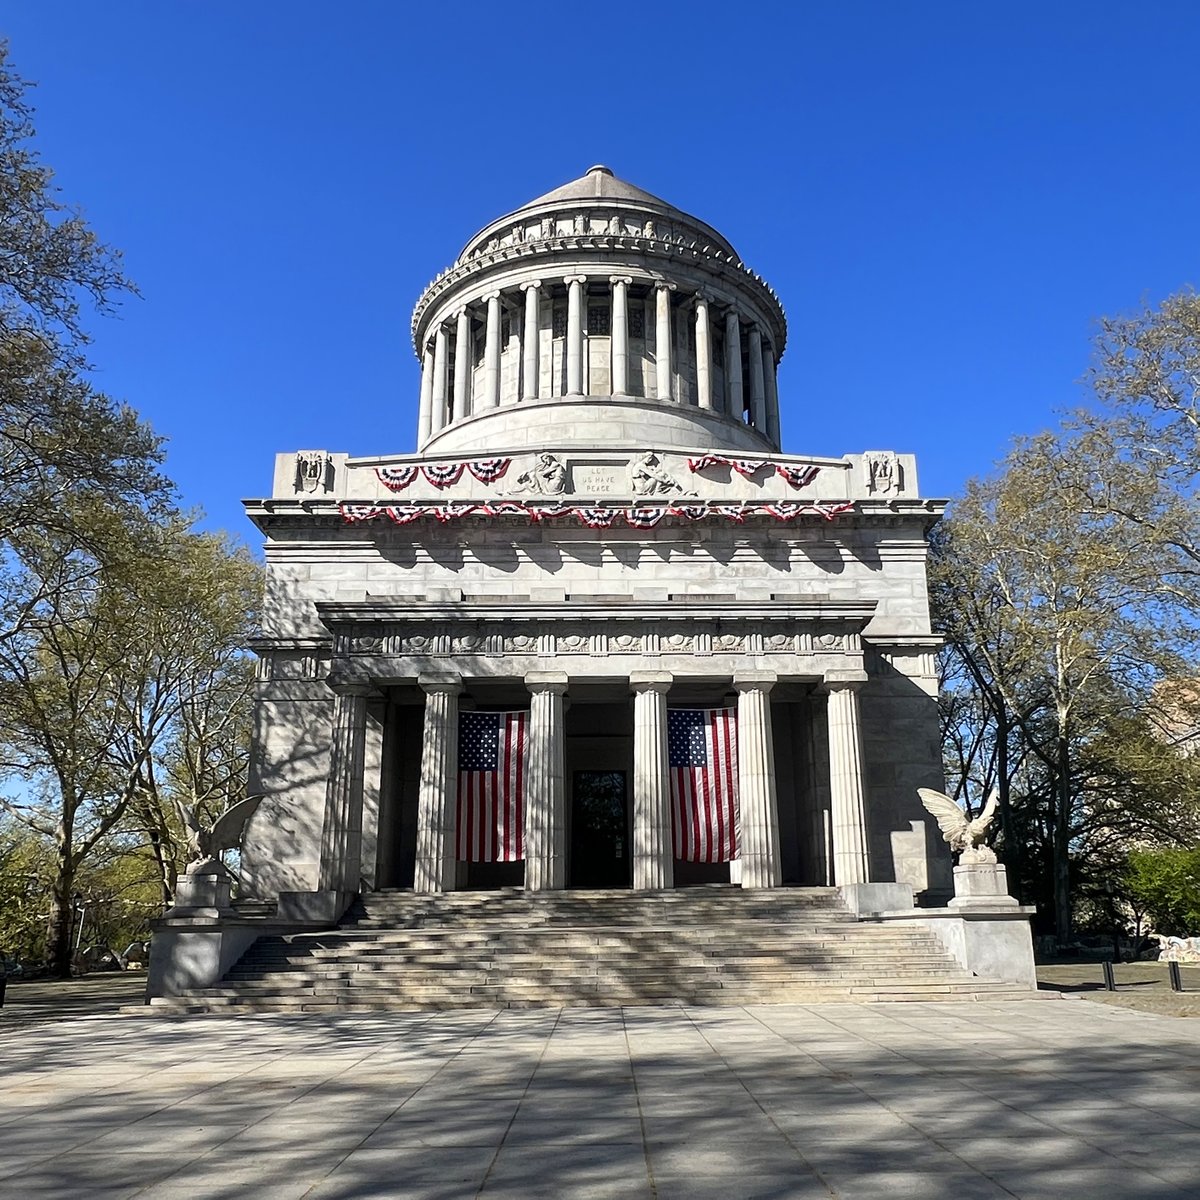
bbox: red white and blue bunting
[375,465,420,492]
[339,501,853,528]
[687,454,822,490]
[373,458,513,492]
[467,458,512,484]
[421,462,466,488]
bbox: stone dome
[410,166,787,455]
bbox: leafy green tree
[1124,847,1200,938]
[933,428,1196,942]
[0,43,170,634]
[0,515,260,976]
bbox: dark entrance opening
[570,769,630,888]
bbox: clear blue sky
[4,3,1199,539]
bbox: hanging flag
[457,711,527,863]
[668,708,738,864]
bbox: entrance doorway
[570,770,630,887]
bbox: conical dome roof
[524,164,678,209]
[457,165,739,262]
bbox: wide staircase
[145,887,1043,1014]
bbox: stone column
[763,340,780,446]
[694,292,713,411]
[524,671,568,891]
[655,282,674,400]
[565,275,586,395]
[610,276,631,396]
[417,341,435,445]
[521,280,541,401]
[631,670,673,890]
[453,306,471,420]
[414,673,463,893]
[318,683,371,893]
[483,291,502,408]
[432,324,450,431]
[747,326,766,433]
[734,673,782,889]
[725,308,743,418]
[823,674,871,886]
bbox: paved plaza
[1,999,1198,1199]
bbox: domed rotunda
[410,165,785,457]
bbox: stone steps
[144,887,1042,1014]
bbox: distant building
[239,166,951,914]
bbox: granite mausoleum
[147,167,1037,1009]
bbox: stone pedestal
[950,860,1019,908]
[840,881,914,917]
[170,863,233,918]
[875,859,1037,988]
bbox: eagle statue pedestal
[949,859,1020,910]
[168,859,234,919]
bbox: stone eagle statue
[917,788,999,863]
[178,796,264,874]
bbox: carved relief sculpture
[866,451,901,495]
[511,453,567,495]
[294,451,332,494]
[629,451,689,497]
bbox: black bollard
[1102,960,1117,991]
[1168,961,1183,992]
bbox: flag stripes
[668,708,738,863]
[456,711,527,862]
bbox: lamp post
[71,891,86,972]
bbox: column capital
[724,304,740,320]
[629,669,673,695]
[327,675,375,699]
[519,279,543,292]
[525,670,569,695]
[820,671,869,694]
[418,672,464,696]
[564,274,588,286]
[609,275,633,286]
[483,289,502,302]
[733,670,777,693]
[453,306,469,320]
[654,280,677,293]
[693,289,711,304]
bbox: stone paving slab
[0,999,1198,1199]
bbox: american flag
[457,711,527,862]
[668,708,738,863]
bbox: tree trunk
[48,861,75,979]
[1053,730,1073,946]
[994,704,1023,902]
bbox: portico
[310,599,878,898]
